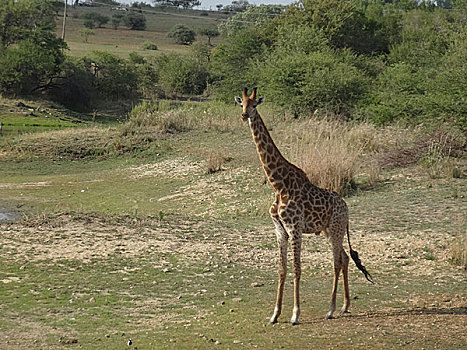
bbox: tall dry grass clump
[285,118,381,194]
[121,100,246,136]
[451,232,467,270]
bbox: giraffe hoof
[268,320,277,325]
[290,320,299,326]
[325,313,334,320]
[339,309,350,316]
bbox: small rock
[232,297,242,302]
[215,340,221,345]
[217,301,225,306]
[127,339,132,346]
[233,340,241,344]
[163,267,170,273]
[229,309,234,312]
[105,334,111,338]
[251,282,264,288]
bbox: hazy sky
[117,0,295,10]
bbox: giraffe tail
[347,225,374,284]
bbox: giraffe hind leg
[325,230,346,320]
[340,249,350,315]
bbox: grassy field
[0,99,466,349]
[58,5,226,57]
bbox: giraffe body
[235,88,372,325]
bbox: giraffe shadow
[299,306,467,325]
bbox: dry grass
[379,126,466,170]
[284,118,382,193]
[205,151,224,174]
[451,230,467,270]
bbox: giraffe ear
[257,97,265,105]
[235,96,242,104]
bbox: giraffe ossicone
[235,87,373,325]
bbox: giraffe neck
[248,112,288,192]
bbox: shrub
[79,28,94,43]
[157,53,209,96]
[134,58,162,98]
[128,52,145,64]
[50,57,95,111]
[259,48,370,116]
[142,40,158,50]
[167,24,196,45]
[88,51,139,100]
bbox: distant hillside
[57,3,228,57]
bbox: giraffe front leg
[269,217,288,325]
[290,233,302,325]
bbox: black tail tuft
[350,249,374,284]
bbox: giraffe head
[235,87,265,121]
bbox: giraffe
[235,87,373,325]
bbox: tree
[278,0,400,55]
[0,0,66,95]
[199,27,219,46]
[79,28,94,42]
[111,13,124,30]
[0,0,58,48]
[123,12,146,30]
[153,0,200,9]
[167,24,196,45]
[0,35,66,95]
[84,19,95,29]
[219,4,284,37]
[83,12,110,28]
[223,0,250,12]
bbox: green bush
[142,40,158,50]
[157,53,209,96]
[50,57,95,111]
[259,48,369,115]
[88,51,139,100]
[211,28,266,100]
[134,58,162,98]
[357,63,426,125]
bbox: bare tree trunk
[61,0,67,40]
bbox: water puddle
[0,205,19,221]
